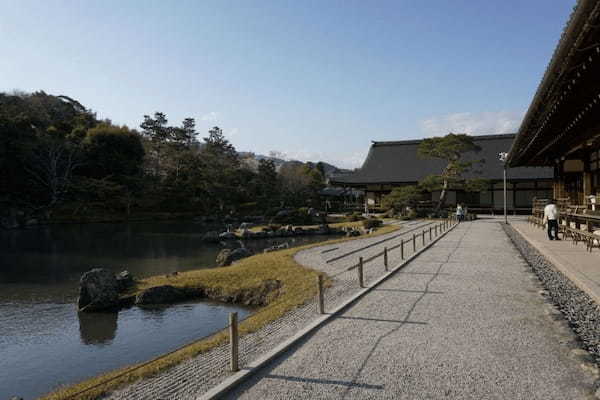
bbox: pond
[0,221,332,399]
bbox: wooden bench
[582,231,600,252]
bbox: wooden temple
[508,0,600,212]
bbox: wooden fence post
[434,224,438,236]
[317,275,324,314]
[422,230,425,246]
[413,234,416,252]
[401,239,404,259]
[384,247,388,271]
[229,312,239,372]
[429,226,432,241]
[358,257,364,288]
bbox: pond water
[0,221,332,399]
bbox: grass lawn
[42,222,400,400]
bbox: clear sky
[1,0,575,168]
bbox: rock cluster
[211,224,344,242]
[216,248,253,267]
[203,279,282,306]
[135,285,201,305]
[263,242,290,253]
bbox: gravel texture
[105,220,439,400]
[503,223,600,368]
[229,220,598,399]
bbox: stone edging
[198,221,459,400]
[502,223,600,373]
[511,223,600,305]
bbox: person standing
[543,199,560,240]
[456,203,464,222]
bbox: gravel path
[230,220,599,399]
[105,220,438,400]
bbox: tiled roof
[331,134,553,185]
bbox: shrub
[362,218,383,229]
[270,208,311,225]
[349,212,365,222]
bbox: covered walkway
[512,220,600,305]
[229,220,597,399]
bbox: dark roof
[508,0,600,166]
[319,187,362,197]
[331,134,553,186]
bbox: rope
[325,221,435,263]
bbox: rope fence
[70,217,459,400]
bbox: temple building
[331,133,553,213]
[507,0,600,208]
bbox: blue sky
[1,0,575,168]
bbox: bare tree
[25,139,80,212]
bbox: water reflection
[0,221,334,399]
[78,311,118,345]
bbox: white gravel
[104,220,435,400]
[229,220,599,399]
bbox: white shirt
[544,204,559,221]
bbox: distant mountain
[238,152,350,178]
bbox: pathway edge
[198,220,459,400]
[511,222,600,305]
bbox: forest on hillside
[0,91,329,228]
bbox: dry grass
[41,223,400,400]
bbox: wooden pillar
[512,182,517,215]
[401,239,404,259]
[357,257,364,288]
[229,312,239,372]
[584,149,592,198]
[317,275,324,314]
[554,161,566,200]
[383,247,388,271]
[490,183,495,215]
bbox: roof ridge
[372,133,516,146]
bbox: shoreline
[41,222,401,400]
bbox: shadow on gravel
[229,223,468,399]
[261,374,384,390]
[337,223,471,399]
[372,288,444,294]
[334,315,428,325]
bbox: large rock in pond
[78,268,121,312]
[216,247,253,267]
[219,232,237,240]
[116,270,134,292]
[135,285,191,305]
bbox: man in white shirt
[543,199,560,240]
